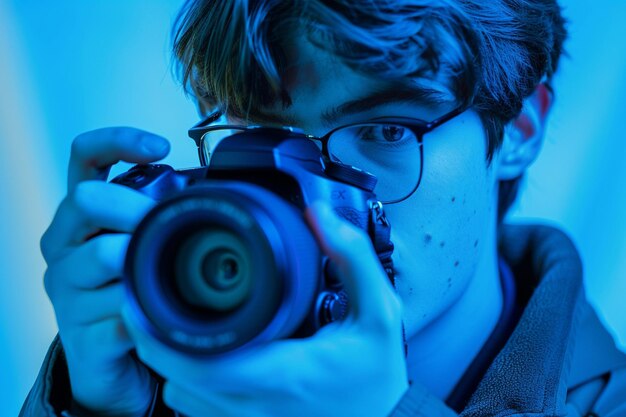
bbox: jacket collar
[461,224,584,416]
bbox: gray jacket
[20,225,626,416]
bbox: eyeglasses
[188,105,467,204]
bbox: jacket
[19,224,626,416]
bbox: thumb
[304,200,401,332]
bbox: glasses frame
[188,105,467,204]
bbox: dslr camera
[112,126,394,356]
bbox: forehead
[252,34,456,128]
[276,35,383,115]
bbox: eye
[357,125,410,143]
[382,125,405,142]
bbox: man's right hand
[40,128,170,416]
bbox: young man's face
[227,35,501,340]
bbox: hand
[40,128,170,416]
[125,201,408,417]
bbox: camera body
[112,127,385,356]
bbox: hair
[171,0,567,220]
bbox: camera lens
[124,181,322,355]
[174,230,252,312]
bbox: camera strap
[368,201,395,285]
[368,201,408,358]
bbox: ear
[497,83,553,180]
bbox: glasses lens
[328,124,422,202]
[201,128,246,165]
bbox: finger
[129,309,369,397]
[41,181,155,261]
[63,315,134,366]
[44,234,130,296]
[68,127,170,193]
[56,282,127,327]
[304,201,402,332]
[128,314,309,393]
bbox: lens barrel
[124,181,321,356]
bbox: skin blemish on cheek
[474,239,479,248]
[451,196,456,203]
[447,277,452,288]
[424,234,433,245]
[454,261,460,267]
[440,241,446,248]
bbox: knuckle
[87,235,122,277]
[43,269,57,301]
[88,236,110,266]
[40,203,67,262]
[40,230,52,261]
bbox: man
[20,0,626,416]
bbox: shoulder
[569,301,626,386]
[566,301,626,416]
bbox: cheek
[386,112,496,335]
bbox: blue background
[1,1,625,415]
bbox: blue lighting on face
[1,1,625,415]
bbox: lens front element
[175,230,252,312]
[124,182,321,356]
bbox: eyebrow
[249,84,454,128]
[320,86,453,126]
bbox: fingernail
[141,136,170,155]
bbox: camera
[112,126,393,356]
